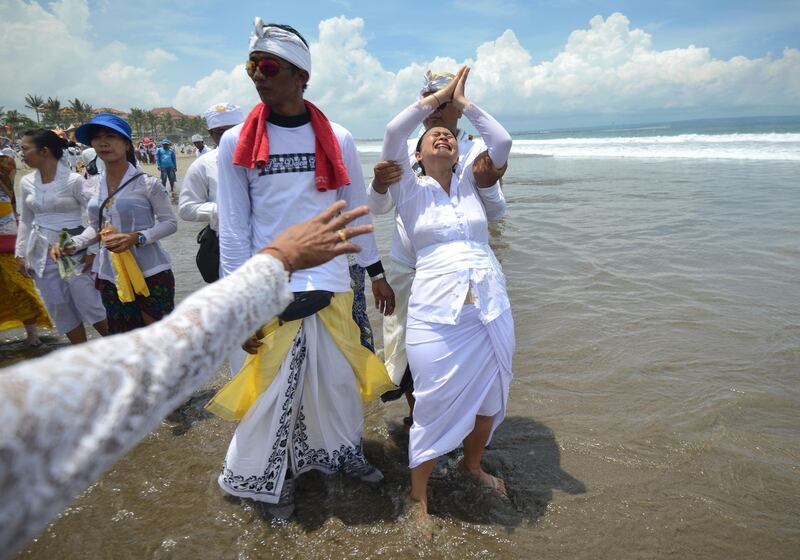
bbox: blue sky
[3,0,799,135]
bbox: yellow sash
[0,201,12,217]
[205,291,396,421]
[101,226,150,303]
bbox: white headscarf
[249,17,311,74]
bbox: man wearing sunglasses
[368,70,506,427]
[213,18,396,520]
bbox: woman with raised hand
[54,114,178,334]
[15,129,108,344]
[374,66,513,532]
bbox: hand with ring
[259,201,374,272]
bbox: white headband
[204,102,245,129]
[249,17,311,74]
[418,70,455,99]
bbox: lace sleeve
[0,253,292,557]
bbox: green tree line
[1,95,206,141]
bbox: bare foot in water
[475,470,507,497]
[461,463,508,497]
[23,324,42,347]
[404,499,434,541]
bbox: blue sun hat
[75,113,133,145]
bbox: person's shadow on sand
[420,415,585,529]
[280,415,585,532]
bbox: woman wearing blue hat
[53,113,178,333]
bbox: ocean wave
[509,147,800,161]
[512,133,800,145]
[356,133,800,161]
[508,134,800,160]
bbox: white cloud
[0,0,166,114]
[173,13,800,135]
[509,13,800,115]
[3,6,799,134]
[51,0,90,37]
[143,48,178,67]
[173,65,260,116]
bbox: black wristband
[366,261,385,278]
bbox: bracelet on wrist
[264,245,294,274]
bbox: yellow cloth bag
[206,291,396,421]
[101,226,150,303]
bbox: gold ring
[337,229,347,242]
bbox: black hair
[87,125,138,166]
[415,133,428,175]
[265,23,310,92]
[22,129,67,160]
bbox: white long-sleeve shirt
[179,148,219,230]
[71,164,177,282]
[217,117,381,292]
[195,145,211,158]
[375,101,511,325]
[0,253,292,558]
[367,129,502,268]
[15,165,89,276]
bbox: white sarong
[406,303,514,469]
[218,314,370,503]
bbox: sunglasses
[246,58,292,77]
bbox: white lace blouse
[0,253,292,557]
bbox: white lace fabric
[0,253,292,557]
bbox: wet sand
[4,152,800,559]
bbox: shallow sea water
[7,152,800,559]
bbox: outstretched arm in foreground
[0,201,373,558]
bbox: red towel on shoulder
[233,100,351,191]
